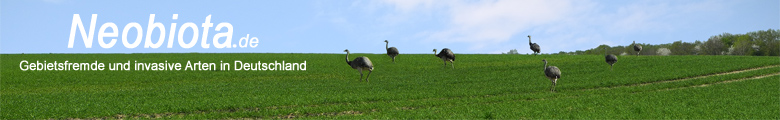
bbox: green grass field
[1,53,778,119]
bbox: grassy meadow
[1,53,778,119]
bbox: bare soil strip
[267,110,369,119]
[660,72,780,91]
[85,108,371,119]
[584,65,780,91]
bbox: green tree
[702,36,725,55]
[729,35,753,55]
[747,29,780,56]
[670,40,698,55]
[504,49,519,54]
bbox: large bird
[604,47,618,70]
[529,35,540,55]
[633,41,642,56]
[433,48,455,68]
[384,40,399,63]
[344,49,374,82]
[542,59,561,92]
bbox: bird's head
[344,49,349,53]
[527,35,531,38]
[433,49,437,53]
[384,40,389,43]
[542,59,547,62]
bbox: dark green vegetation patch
[1,54,778,119]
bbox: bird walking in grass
[384,40,399,63]
[344,49,374,82]
[604,47,618,70]
[433,48,455,68]
[633,41,642,56]
[529,35,540,55]
[542,59,561,92]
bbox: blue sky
[1,0,778,54]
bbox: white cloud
[43,0,65,3]
[606,0,729,34]
[367,0,730,53]
[378,0,589,51]
[380,0,439,13]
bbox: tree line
[550,29,779,56]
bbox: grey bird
[384,40,399,63]
[529,35,540,55]
[542,59,561,92]
[604,47,618,70]
[344,49,374,82]
[433,48,456,68]
[633,41,642,56]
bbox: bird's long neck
[433,50,437,56]
[345,52,351,65]
[386,42,389,49]
[544,61,548,70]
[528,37,532,44]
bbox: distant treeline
[550,29,778,56]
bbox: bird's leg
[451,60,454,69]
[550,79,554,92]
[393,57,396,63]
[358,69,363,82]
[365,70,372,82]
[443,59,447,67]
[553,78,558,92]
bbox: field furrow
[660,72,780,91]
[583,65,780,91]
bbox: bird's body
[344,49,374,82]
[543,59,561,92]
[433,48,456,68]
[633,41,642,56]
[528,35,540,55]
[384,40,399,63]
[604,48,618,70]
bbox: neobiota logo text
[68,14,259,49]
